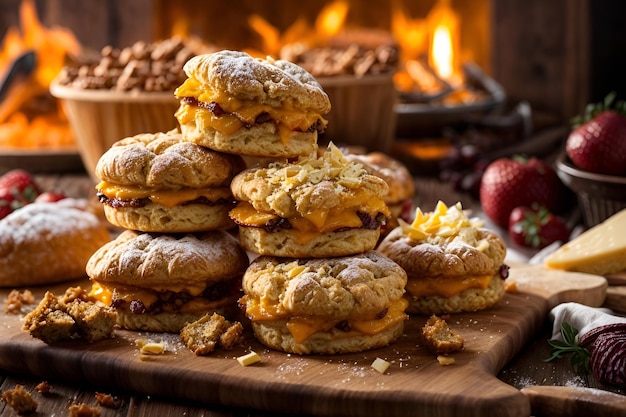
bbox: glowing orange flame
[427,0,460,81]
[392,0,463,96]
[315,1,349,40]
[0,0,81,148]
[248,0,349,57]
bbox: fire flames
[247,0,480,105]
[0,0,80,148]
[247,1,350,57]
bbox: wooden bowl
[50,81,179,181]
[317,73,397,153]
[556,151,626,227]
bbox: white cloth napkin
[550,302,626,341]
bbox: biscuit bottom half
[179,119,318,159]
[237,227,380,258]
[406,275,505,315]
[103,201,235,233]
[251,319,405,355]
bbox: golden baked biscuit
[240,251,408,354]
[87,230,249,333]
[174,50,331,158]
[377,201,508,315]
[229,143,390,257]
[0,199,111,287]
[95,129,245,232]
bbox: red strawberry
[0,169,41,220]
[508,206,570,249]
[0,188,14,220]
[479,156,567,228]
[566,110,626,175]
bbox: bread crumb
[4,289,35,314]
[237,351,261,366]
[22,288,116,344]
[371,357,391,374]
[420,314,464,355]
[180,313,244,356]
[68,402,101,417]
[437,355,456,366]
[1,384,38,414]
[94,392,117,408]
[35,381,50,394]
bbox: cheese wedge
[545,209,626,275]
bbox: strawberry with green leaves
[508,205,570,249]
[0,169,41,220]
[479,156,568,228]
[566,92,626,176]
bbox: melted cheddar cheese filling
[244,296,408,343]
[229,188,389,244]
[89,282,220,314]
[406,275,493,298]
[174,78,326,144]
[96,181,233,208]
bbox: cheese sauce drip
[401,201,490,252]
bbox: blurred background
[1,0,625,176]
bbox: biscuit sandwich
[344,150,415,234]
[377,201,508,315]
[87,229,249,333]
[174,50,331,158]
[239,251,408,354]
[95,129,245,233]
[229,143,391,258]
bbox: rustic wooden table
[0,172,623,417]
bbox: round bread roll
[241,251,408,354]
[0,199,111,287]
[229,143,390,258]
[174,50,331,158]
[86,229,249,333]
[377,202,508,315]
[95,129,245,233]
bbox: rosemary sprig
[544,322,591,376]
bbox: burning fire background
[2,0,626,150]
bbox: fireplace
[1,0,625,149]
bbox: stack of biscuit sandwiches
[85,106,251,331]
[81,50,412,355]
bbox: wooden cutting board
[0,264,607,417]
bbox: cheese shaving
[264,142,366,192]
[371,357,391,374]
[237,351,261,366]
[400,201,490,251]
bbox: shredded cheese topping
[400,201,490,252]
[263,142,367,192]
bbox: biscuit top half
[243,251,407,321]
[95,130,245,189]
[230,143,390,220]
[176,50,331,115]
[345,151,415,204]
[378,201,507,278]
[86,230,249,292]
